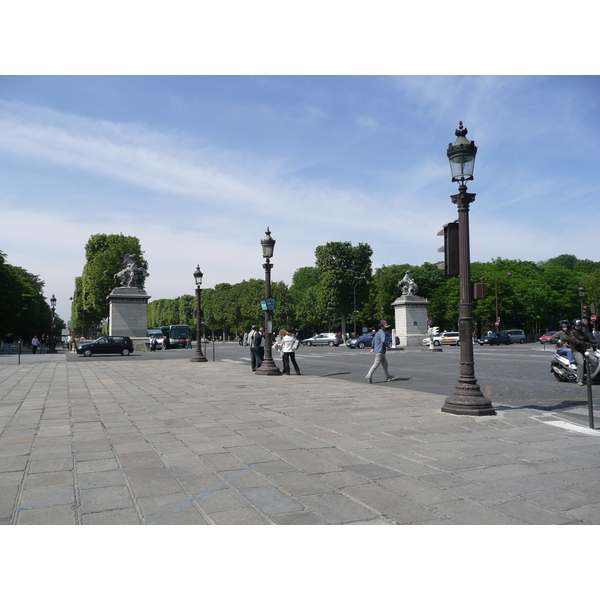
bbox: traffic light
[437,221,459,276]
[431,326,439,336]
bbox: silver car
[301,333,342,347]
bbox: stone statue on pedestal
[399,270,418,296]
[113,254,149,289]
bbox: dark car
[347,331,376,349]
[77,335,134,356]
[347,331,395,349]
[478,332,511,346]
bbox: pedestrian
[248,325,258,371]
[40,333,47,354]
[186,336,192,349]
[569,319,593,386]
[365,320,394,384]
[243,331,248,346]
[162,335,168,351]
[150,335,158,351]
[277,330,301,375]
[31,335,40,354]
[253,326,265,369]
[4,333,14,355]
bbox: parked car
[301,333,343,347]
[478,332,511,346]
[422,332,460,346]
[502,329,526,344]
[347,331,376,349]
[77,335,134,356]
[539,331,558,344]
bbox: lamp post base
[441,383,496,416]
[255,358,281,376]
[190,355,207,362]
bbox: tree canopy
[147,251,600,340]
[0,249,64,340]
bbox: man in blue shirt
[366,320,394,383]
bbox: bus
[160,325,190,349]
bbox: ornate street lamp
[190,265,208,362]
[441,123,496,416]
[256,228,282,376]
[48,294,58,353]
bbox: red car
[539,332,557,344]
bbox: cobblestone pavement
[1,352,600,525]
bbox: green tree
[314,241,373,338]
[0,250,56,341]
[73,233,147,335]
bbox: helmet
[572,319,582,327]
[560,320,570,329]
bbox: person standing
[150,335,158,351]
[253,326,265,370]
[4,333,14,354]
[31,335,40,354]
[277,330,301,375]
[365,320,394,384]
[40,333,47,354]
[569,319,593,386]
[248,325,258,371]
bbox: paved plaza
[1,351,600,525]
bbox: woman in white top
[277,329,301,375]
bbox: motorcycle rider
[551,320,571,347]
[569,319,594,386]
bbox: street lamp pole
[441,122,495,416]
[48,294,57,353]
[190,265,207,362]
[256,228,282,376]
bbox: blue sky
[1,72,600,326]
[1,75,599,323]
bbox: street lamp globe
[50,294,57,309]
[261,227,276,259]
[447,121,478,183]
[193,265,203,287]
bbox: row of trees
[67,234,600,341]
[0,249,65,341]
[148,245,600,340]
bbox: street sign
[495,321,499,326]
[592,315,597,322]
[260,298,276,311]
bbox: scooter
[550,344,600,383]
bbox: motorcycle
[550,344,600,383]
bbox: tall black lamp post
[441,122,495,416]
[190,265,207,362]
[48,294,57,353]
[256,228,282,376]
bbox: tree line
[66,234,600,341]
[148,247,600,340]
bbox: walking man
[365,320,394,384]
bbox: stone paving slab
[1,354,600,525]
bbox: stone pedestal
[107,288,150,342]
[392,295,430,347]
